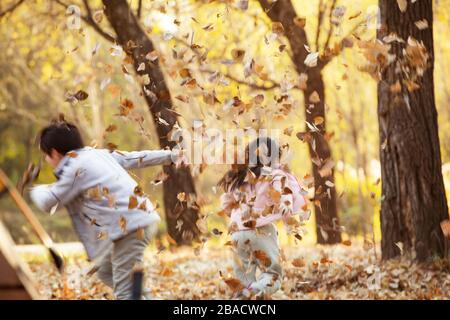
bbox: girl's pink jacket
[220,168,306,231]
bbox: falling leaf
[68,90,89,102]
[390,80,402,93]
[136,227,145,240]
[325,180,335,188]
[292,258,305,268]
[363,239,374,251]
[160,267,173,277]
[397,0,407,12]
[97,231,108,240]
[146,50,159,61]
[243,220,257,229]
[415,19,429,30]
[293,17,306,28]
[105,124,117,133]
[304,52,319,67]
[128,195,138,209]
[395,242,404,255]
[299,73,308,90]
[318,159,335,177]
[137,63,145,71]
[119,215,127,233]
[440,220,450,237]
[231,49,245,63]
[134,185,144,196]
[348,11,362,20]
[177,192,186,202]
[119,98,134,116]
[106,142,118,151]
[283,126,294,136]
[224,278,244,292]
[309,91,321,103]
[342,240,352,246]
[272,22,284,35]
[254,250,271,267]
[93,10,103,24]
[236,0,249,10]
[313,116,324,125]
[66,151,78,158]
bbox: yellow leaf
[397,0,407,12]
[309,91,321,103]
[313,116,324,125]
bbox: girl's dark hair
[38,120,84,155]
[218,137,281,192]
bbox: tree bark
[258,0,341,244]
[103,0,200,244]
[378,0,448,261]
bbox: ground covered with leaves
[25,242,450,300]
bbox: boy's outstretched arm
[110,149,181,169]
[29,162,85,213]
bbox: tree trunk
[258,0,341,244]
[103,0,200,244]
[378,0,448,261]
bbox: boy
[29,120,181,299]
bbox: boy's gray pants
[231,223,282,295]
[96,223,157,300]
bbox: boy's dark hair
[38,120,84,155]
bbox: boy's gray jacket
[30,147,175,260]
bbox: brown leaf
[224,278,244,292]
[128,195,138,209]
[66,151,78,158]
[74,90,89,101]
[293,17,306,28]
[243,220,257,229]
[292,258,305,268]
[272,22,284,35]
[231,49,245,62]
[342,240,352,246]
[119,215,127,233]
[254,250,271,267]
[136,227,145,240]
[105,124,117,133]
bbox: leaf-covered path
[25,243,450,300]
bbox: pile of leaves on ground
[27,243,450,300]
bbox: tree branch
[173,36,279,91]
[320,18,366,68]
[200,68,279,91]
[137,0,142,19]
[314,0,325,52]
[323,0,338,51]
[0,0,25,19]
[54,0,116,43]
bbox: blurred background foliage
[0,0,449,245]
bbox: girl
[218,137,307,299]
